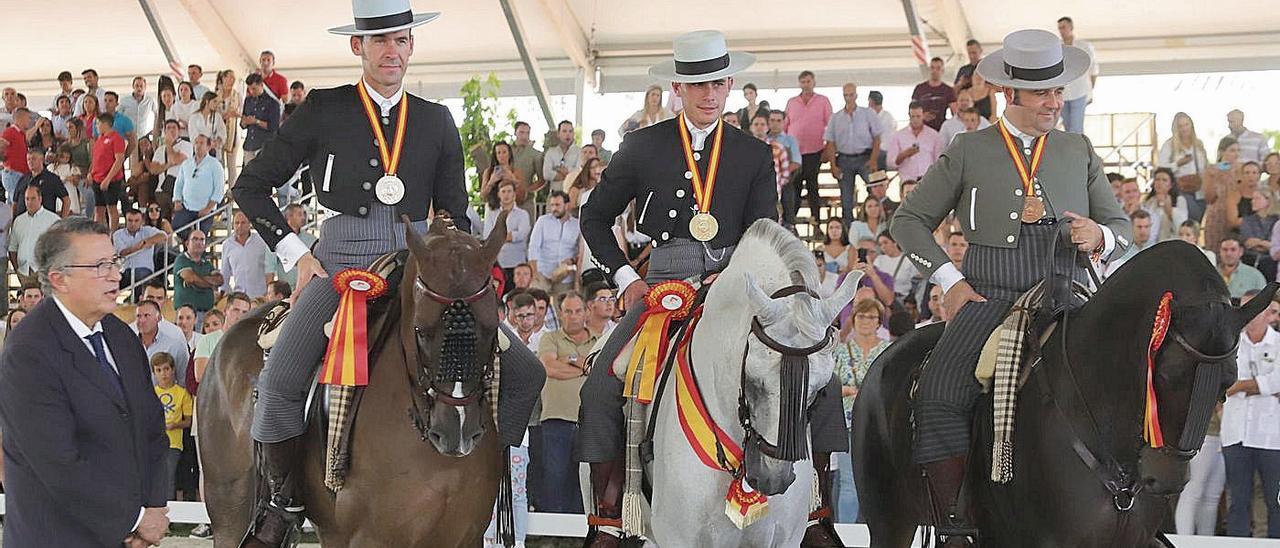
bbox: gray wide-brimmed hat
[648,30,756,83]
[328,0,440,36]
[976,29,1091,90]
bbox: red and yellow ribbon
[356,80,409,177]
[319,269,389,387]
[677,116,725,214]
[671,310,770,528]
[621,280,697,403]
[996,119,1048,196]
[1144,292,1174,447]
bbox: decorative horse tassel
[725,475,770,529]
[622,378,647,536]
[1143,292,1174,448]
[776,354,810,462]
[497,446,516,547]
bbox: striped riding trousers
[912,221,1085,464]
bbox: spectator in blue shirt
[173,135,225,237]
[241,73,280,164]
[528,191,580,295]
[101,92,137,160]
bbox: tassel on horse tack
[622,370,647,537]
[776,354,810,462]
[497,446,515,547]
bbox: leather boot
[922,455,976,548]
[583,459,626,548]
[241,438,305,548]
[801,452,846,547]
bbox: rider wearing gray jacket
[891,29,1131,546]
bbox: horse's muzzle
[1139,446,1190,496]
[744,435,797,496]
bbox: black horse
[853,240,1279,547]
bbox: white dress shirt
[221,231,270,298]
[1221,327,1280,450]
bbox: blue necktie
[86,332,125,399]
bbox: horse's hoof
[800,520,847,548]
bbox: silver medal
[375,175,405,205]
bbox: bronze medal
[997,120,1049,223]
[1021,196,1046,223]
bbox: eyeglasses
[593,295,617,303]
[62,255,123,278]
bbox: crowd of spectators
[0,16,1278,540]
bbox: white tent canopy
[4,0,1280,102]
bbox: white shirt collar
[361,79,404,117]
[52,295,104,340]
[1000,118,1039,149]
[682,114,719,151]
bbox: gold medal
[678,116,724,241]
[1021,196,1046,223]
[357,80,409,205]
[689,212,719,242]
[997,119,1049,223]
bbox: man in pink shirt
[783,70,833,226]
[885,102,944,183]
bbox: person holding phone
[885,102,944,184]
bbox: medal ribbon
[356,80,409,176]
[996,119,1047,196]
[677,116,725,214]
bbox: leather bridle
[738,274,836,462]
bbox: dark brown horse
[853,240,1279,547]
[198,214,509,546]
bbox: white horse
[614,219,859,547]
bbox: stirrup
[239,500,304,548]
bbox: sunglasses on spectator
[62,255,123,278]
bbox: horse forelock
[413,228,491,294]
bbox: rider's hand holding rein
[1063,210,1104,253]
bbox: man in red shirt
[911,57,957,132]
[90,113,126,231]
[257,50,289,103]
[1,107,33,201]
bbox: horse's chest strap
[1034,367,1141,512]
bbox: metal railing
[118,190,320,303]
[1086,112,1159,182]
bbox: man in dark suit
[0,216,170,547]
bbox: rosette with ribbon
[319,269,389,386]
[621,280,697,403]
[1143,292,1174,447]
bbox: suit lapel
[48,307,128,410]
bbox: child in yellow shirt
[152,352,193,500]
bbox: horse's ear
[745,274,786,325]
[403,214,429,260]
[1235,282,1280,329]
[821,271,862,325]
[480,209,508,263]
